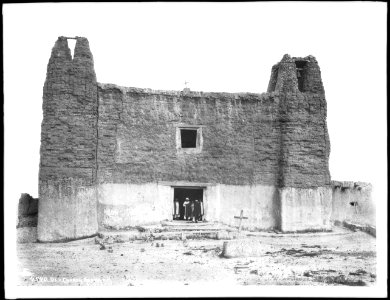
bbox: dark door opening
[173,187,204,221]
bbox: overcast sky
[4,2,387,202]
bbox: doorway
[173,187,204,221]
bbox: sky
[4,2,387,199]
[3,2,387,297]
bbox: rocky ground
[17,227,376,287]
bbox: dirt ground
[17,228,376,287]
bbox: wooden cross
[234,210,248,233]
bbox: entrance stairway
[96,222,353,243]
[98,220,237,241]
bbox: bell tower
[268,54,332,232]
[38,37,98,242]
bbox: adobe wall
[38,36,333,239]
[97,183,171,229]
[267,54,330,187]
[96,182,279,230]
[96,81,330,188]
[97,85,277,186]
[38,37,98,242]
[217,184,280,230]
[18,193,38,222]
[279,187,333,232]
[95,54,331,231]
[331,181,375,226]
[17,193,39,243]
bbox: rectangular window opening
[180,129,197,148]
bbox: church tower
[38,37,98,241]
[268,54,332,232]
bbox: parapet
[97,82,268,101]
[331,180,372,191]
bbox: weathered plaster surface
[217,185,280,230]
[97,183,171,229]
[96,183,279,231]
[38,178,97,242]
[331,181,375,226]
[97,74,330,189]
[280,187,333,232]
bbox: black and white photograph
[3,2,387,298]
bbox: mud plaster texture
[331,181,375,226]
[38,37,98,242]
[97,55,329,188]
[38,37,370,242]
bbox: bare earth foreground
[17,227,376,287]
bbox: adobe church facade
[38,36,333,242]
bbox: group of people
[183,198,202,222]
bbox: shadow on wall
[271,188,281,231]
[331,181,375,227]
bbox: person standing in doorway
[174,198,180,219]
[183,198,191,220]
[190,200,195,222]
[194,199,201,223]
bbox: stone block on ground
[216,230,231,240]
[221,239,264,258]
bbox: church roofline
[97,82,273,100]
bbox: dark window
[181,129,197,148]
[295,61,307,92]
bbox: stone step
[159,226,233,232]
[146,221,235,232]
[161,220,214,227]
[98,228,238,242]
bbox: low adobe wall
[17,193,39,243]
[331,181,375,226]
